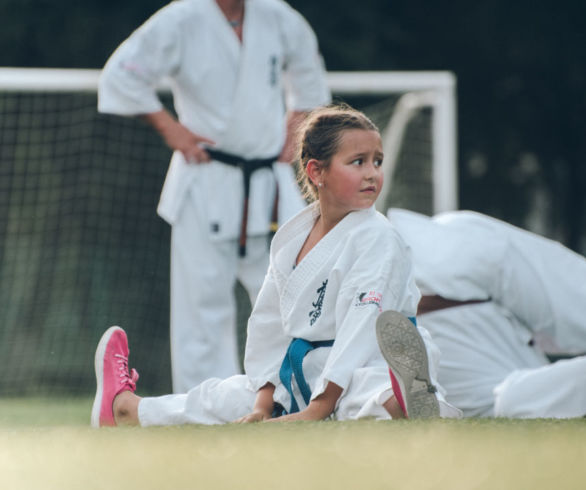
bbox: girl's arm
[234,383,276,423]
[268,381,343,422]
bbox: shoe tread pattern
[376,311,439,418]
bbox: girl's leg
[382,395,406,419]
[375,311,462,419]
[91,326,139,428]
[376,311,440,419]
[92,325,256,427]
[113,391,141,426]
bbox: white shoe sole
[376,311,439,419]
[90,326,123,428]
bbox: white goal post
[0,67,458,214]
[327,71,458,213]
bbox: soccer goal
[327,71,458,216]
[0,68,458,396]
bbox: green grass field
[1,397,584,490]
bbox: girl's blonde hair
[296,104,379,201]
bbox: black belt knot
[206,148,280,256]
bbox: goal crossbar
[0,67,458,212]
[0,67,458,395]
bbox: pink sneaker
[91,326,139,427]
[376,311,439,419]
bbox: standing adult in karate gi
[388,208,586,418]
[98,0,331,392]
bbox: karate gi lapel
[276,205,376,319]
[202,0,243,145]
[207,0,242,60]
[218,0,285,157]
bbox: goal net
[0,68,457,396]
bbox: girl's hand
[234,410,271,423]
[234,382,275,423]
[266,381,343,422]
[233,382,275,423]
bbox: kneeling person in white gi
[389,208,586,419]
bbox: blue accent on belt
[279,338,334,414]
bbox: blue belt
[277,316,416,415]
[278,338,334,414]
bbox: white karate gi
[138,204,459,426]
[98,0,331,392]
[389,208,586,418]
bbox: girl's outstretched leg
[91,326,141,427]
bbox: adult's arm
[142,110,215,163]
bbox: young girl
[91,105,459,427]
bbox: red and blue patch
[355,290,382,311]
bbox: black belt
[206,148,280,257]
[417,295,490,315]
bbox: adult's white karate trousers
[170,190,270,393]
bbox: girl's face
[319,129,384,217]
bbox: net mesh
[357,96,434,215]
[0,90,434,396]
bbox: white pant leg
[333,367,461,421]
[420,303,550,417]
[138,375,256,426]
[299,328,461,421]
[494,356,586,418]
[170,192,240,393]
[418,325,463,419]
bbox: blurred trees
[0,0,584,250]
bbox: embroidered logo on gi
[309,280,328,326]
[355,290,383,311]
[269,55,278,86]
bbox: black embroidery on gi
[269,55,278,86]
[309,279,328,326]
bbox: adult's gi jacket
[98,0,331,240]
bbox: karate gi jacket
[98,0,330,240]
[244,203,421,412]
